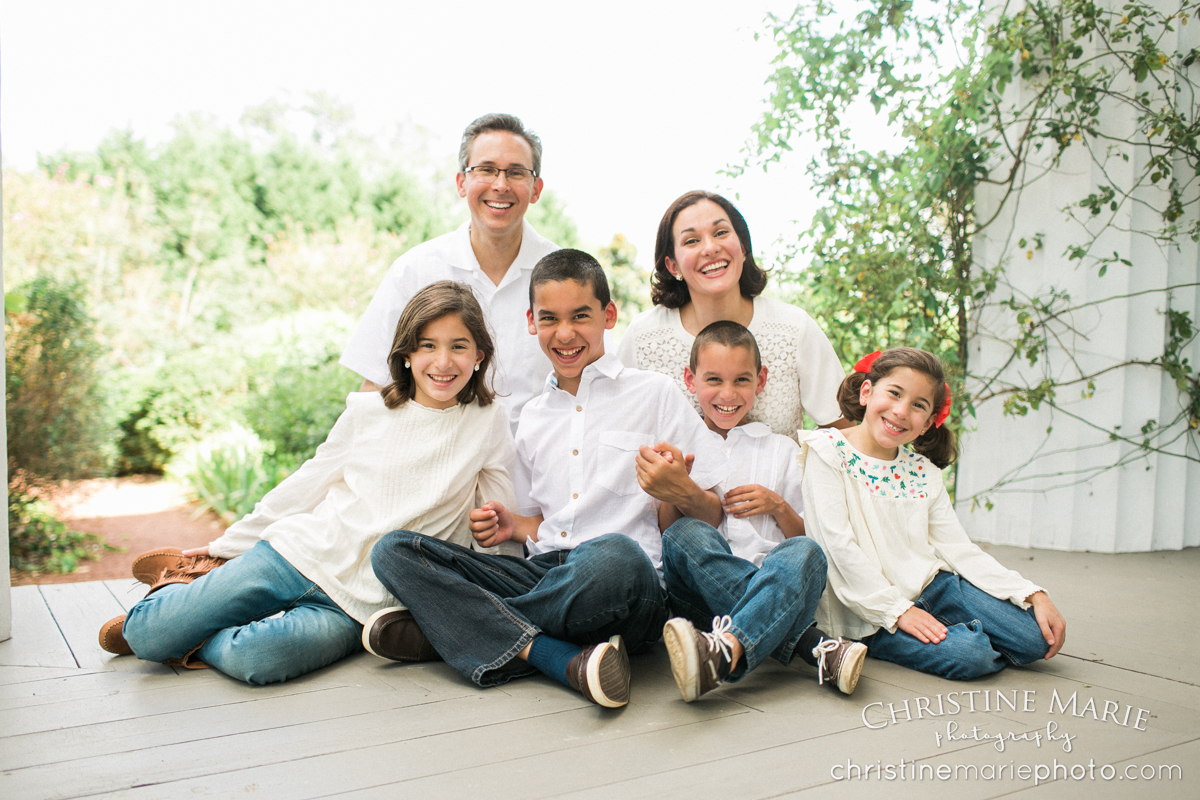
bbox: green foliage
[750,0,1200,495]
[5,277,116,481]
[8,487,110,574]
[525,190,581,249]
[171,426,290,525]
[746,0,985,380]
[597,234,651,336]
[241,311,362,467]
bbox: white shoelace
[812,638,840,686]
[704,615,735,678]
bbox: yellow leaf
[1026,250,1033,259]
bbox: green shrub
[241,310,359,467]
[8,487,111,574]
[170,425,291,525]
[244,359,359,468]
[5,277,116,481]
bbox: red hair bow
[853,351,881,374]
[935,385,952,428]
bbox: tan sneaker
[99,615,133,655]
[813,637,867,695]
[663,615,735,702]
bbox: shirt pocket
[594,431,656,497]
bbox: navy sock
[525,635,582,688]
[798,625,827,667]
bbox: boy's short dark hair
[529,249,612,309]
[689,320,762,372]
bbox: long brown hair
[835,347,958,468]
[380,281,496,409]
[650,190,768,309]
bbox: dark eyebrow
[474,159,532,169]
[677,217,731,236]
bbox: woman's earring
[404,360,411,369]
[474,364,480,372]
[674,272,683,281]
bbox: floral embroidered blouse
[799,429,1042,641]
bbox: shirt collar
[543,351,624,394]
[728,421,773,440]
[450,220,543,275]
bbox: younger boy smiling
[368,249,726,708]
[660,321,867,701]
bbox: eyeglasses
[464,165,537,183]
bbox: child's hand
[897,606,948,644]
[636,442,694,504]
[723,484,785,520]
[1029,591,1066,658]
[181,547,210,557]
[470,501,513,548]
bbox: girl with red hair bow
[798,347,1067,681]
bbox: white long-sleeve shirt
[208,393,517,623]
[799,429,1041,641]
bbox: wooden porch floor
[1,544,1198,799]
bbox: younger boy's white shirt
[711,422,804,567]
[515,353,728,572]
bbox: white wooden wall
[957,2,1200,551]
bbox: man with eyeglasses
[340,113,559,431]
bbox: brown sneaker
[812,637,867,695]
[145,556,227,595]
[99,615,133,655]
[361,607,441,662]
[565,635,630,708]
[663,615,734,702]
[131,548,185,584]
[133,548,226,587]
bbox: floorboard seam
[1059,653,1199,687]
[35,586,81,670]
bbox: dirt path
[10,476,228,586]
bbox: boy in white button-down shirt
[659,321,868,702]
[368,250,726,708]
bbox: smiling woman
[617,190,848,440]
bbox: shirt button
[572,493,578,499]
[576,405,582,412]
[560,531,568,538]
[572,449,579,455]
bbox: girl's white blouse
[208,393,517,623]
[799,429,1041,641]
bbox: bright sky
[1,0,832,269]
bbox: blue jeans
[122,541,363,685]
[661,518,826,681]
[370,531,668,687]
[864,571,1050,680]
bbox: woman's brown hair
[380,281,496,409]
[650,190,768,309]
[835,347,958,468]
